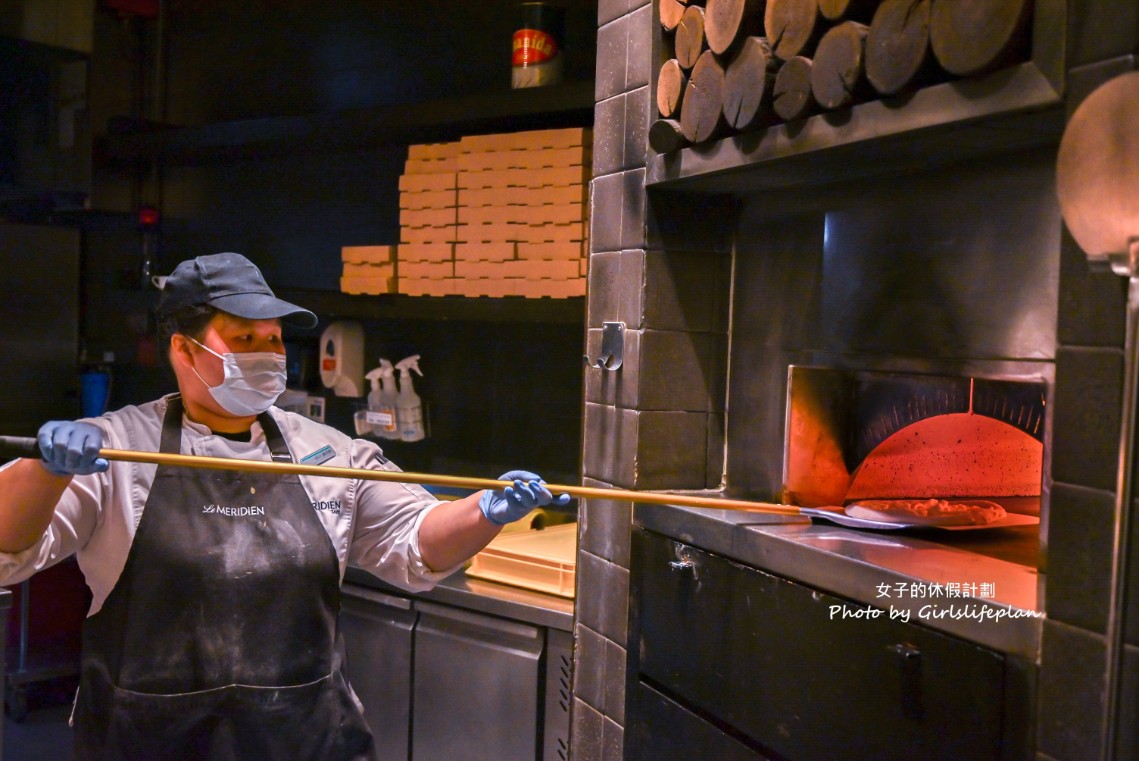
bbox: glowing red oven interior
[783,367,1045,524]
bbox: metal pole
[0,436,804,515]
[17,581,29,673]
[93,447,805,516]
[1101,240,1139,761]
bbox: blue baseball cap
[157,252,317,328]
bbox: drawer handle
[891,642,924,721]
[668,560,694,573]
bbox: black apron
[73,397,376,761]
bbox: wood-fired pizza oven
[784,366,1045,513]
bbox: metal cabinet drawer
[341,584,417,760]
[632,529,1014,761]
[412,601,544,761]
[629,681,771,761]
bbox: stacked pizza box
[396,141,460,297]
[340,245,397,295]
[454,127,590,298]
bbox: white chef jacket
[0,394,458,615]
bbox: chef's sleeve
[345,442,462,591]
[0,458,105,585]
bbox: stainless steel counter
[635,504,1042,660]
[344,565,575,632]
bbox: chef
[0,252,568,760]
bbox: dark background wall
[7,0,597,481]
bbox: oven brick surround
[572,3,1139,760]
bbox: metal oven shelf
[634,502,1041,659]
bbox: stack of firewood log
[652,0,1032,152]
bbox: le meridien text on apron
[202,504,267,517]
[200,500,343,516]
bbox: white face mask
[187,337,287,416]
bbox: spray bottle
[363,360,400,440]
[395,355,425,442]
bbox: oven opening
[783,366,1044,566]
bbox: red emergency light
[137,206,160,230]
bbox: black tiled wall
[573,0,732,757]
[575,4,1139,761]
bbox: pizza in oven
[845,498,1007,527]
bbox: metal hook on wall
[583,321,625,371]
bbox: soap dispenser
[319,321,365,397]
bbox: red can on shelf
[512,2,566,89]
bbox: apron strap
[160,395,185,455]
[258,410,294,462]
[160,395,293,463]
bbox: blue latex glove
[479,470,571,526]
[37,421,109,477]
